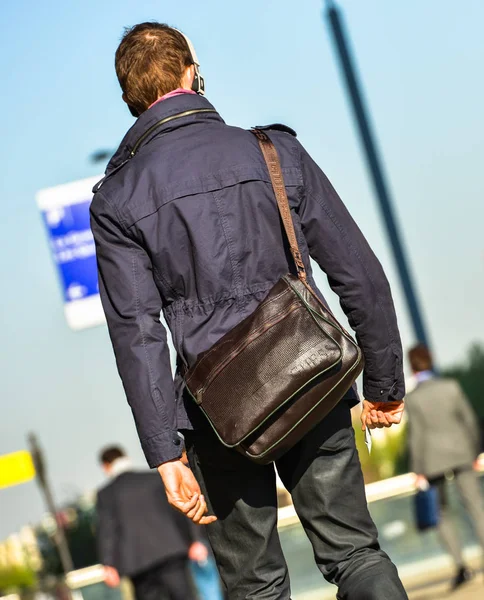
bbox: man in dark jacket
[97,446,203,600]
[91,22,407,600]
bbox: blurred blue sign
[36,176,106,330]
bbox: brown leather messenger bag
[184,129,364,464]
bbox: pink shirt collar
[148,88,197,110]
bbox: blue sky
[1,0,483,538]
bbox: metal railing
[278,457,484,529]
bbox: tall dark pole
[324,0,430,347]
[28,433,74,574]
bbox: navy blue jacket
[90,93,405,468]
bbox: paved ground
[302,576,483,600]
[408,576,483,600]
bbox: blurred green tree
[443,343,484,419]
[0,566,35,594]
[354,418,408,484]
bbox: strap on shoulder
[254,123,297,137]
[250,128,306,282]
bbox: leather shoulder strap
[251,128,306,282]
[254,123,297,137]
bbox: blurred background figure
[405,345,484,589]
[96,445,201,600]
[188,547,225,600]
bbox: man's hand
[158,459,217,525]
[103,566,120,588]
[361,400,405,430]
[188,541,209,563]
[415,474,428,490]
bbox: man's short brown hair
[408,344,433,373]
[99,445,125,465]
[115,22,193,116]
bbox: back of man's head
[115,22,193,116]
[408,344,433,373]
[99,445,126,467]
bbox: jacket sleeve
[453,381,480,456]
[96,489,118,568]
[296,141,405,402]
[90,192,182,467]
[404,398,425,474]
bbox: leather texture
[184,130,363,464]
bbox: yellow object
[0,451,36,489]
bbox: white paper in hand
[365,427,372,454]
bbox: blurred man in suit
[406,345,484,589]
[96,446,205,600]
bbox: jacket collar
[106,94,222,175]
[415,370,435,385]
[108,456,133,479]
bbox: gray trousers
[185,402,408,600]
[429,468,484,567]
